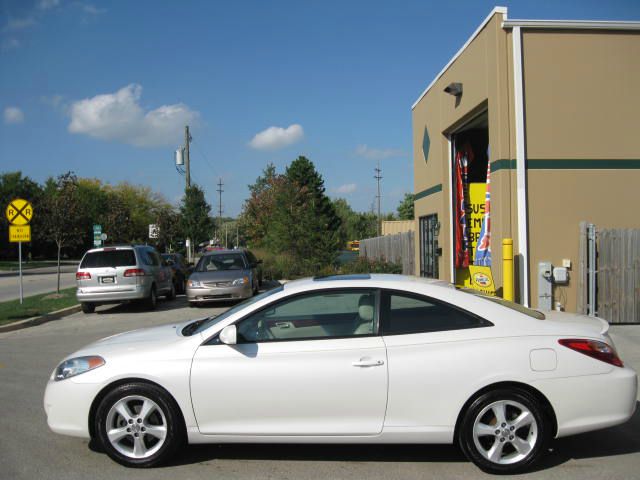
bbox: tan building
[412,6,640,312]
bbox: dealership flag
[475,160,492,266]
[455,147,471,268]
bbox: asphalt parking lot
[0,294,638,480]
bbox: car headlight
[232,276,249,286]
[188,280,203,288]
[54,356,105,381]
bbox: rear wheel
[94,382,185,468]
[81,302,95,314]
[458,388,550,474]
[145,286,157,310]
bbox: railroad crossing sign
[6,198,34,226]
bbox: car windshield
[185,285,284,336]
[80,250,136,268]
[195,253,246,272]
[458,288,546,320]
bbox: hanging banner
[475,161,492,266]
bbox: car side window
[381,291,490,335]
[139,249,153,266]
[236,289,378,343]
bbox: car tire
[188,302,196,308]
[458,388,550,474]
[145,285,157,310]
[166,283,176,301]
[81,302,96,314]
[94,382,185,468]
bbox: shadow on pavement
[171,443,466,466]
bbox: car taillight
[559,339,623,367]
[124,268,146,277]
[76,272,91,280]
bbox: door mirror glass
[219,325,237,345]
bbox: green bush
[338,257,402,275]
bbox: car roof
[283,274,453,293]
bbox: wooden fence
[597,228,640,323]
[359,231,415,275]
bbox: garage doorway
[450,110,490,285]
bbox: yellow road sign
[9,225,31,242]
[6,198,34,225]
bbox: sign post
[6,198,34,304]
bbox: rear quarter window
[80,250,136,268]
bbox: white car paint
[44,275,637,451]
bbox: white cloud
[333,183,357,194]
[68,84,199,147]
[38,0,60,10]
[4,107,25,124]
[1,38,20,51]
[249,124,304,150]
[78,2,106,15]
[355,144,405,160]
[2,17,36,33]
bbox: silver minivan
[76,245,174,313]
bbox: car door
[190,288,388,436]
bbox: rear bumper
[77,284,149,303]
[533,366,638,438]
[187,284,252,303]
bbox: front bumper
[44,377,102,439]
[187,284,252,303]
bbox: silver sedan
[186,250,259,305]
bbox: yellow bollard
[502,238,514,301]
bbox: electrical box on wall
[553,267,569,284]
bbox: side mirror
[219,325,237,345]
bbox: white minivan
[76,245,174,313]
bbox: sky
[1,0,639,217]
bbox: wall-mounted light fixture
[444,82,463,97]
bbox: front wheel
[458,388,550,474]
[94,382,185,468]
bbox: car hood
[72,317,206,355]
[190,269,250,282]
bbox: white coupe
[44,274,637,474]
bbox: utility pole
[374,162,382,236]
[217,178,224,244]
[184,126,192,188]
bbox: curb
[0,304,82,333]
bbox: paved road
[0,298,638,480]
[0,265,77,302]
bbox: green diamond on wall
[422,127,430,164]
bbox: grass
[0,260,75,271]
[0,287,78,326]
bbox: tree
[40,173,85,292]
[240,163,284,247]
[180,185,213,250]
[397,192,415,220]
[267,156,342,271]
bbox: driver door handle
[352,358,384,367]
